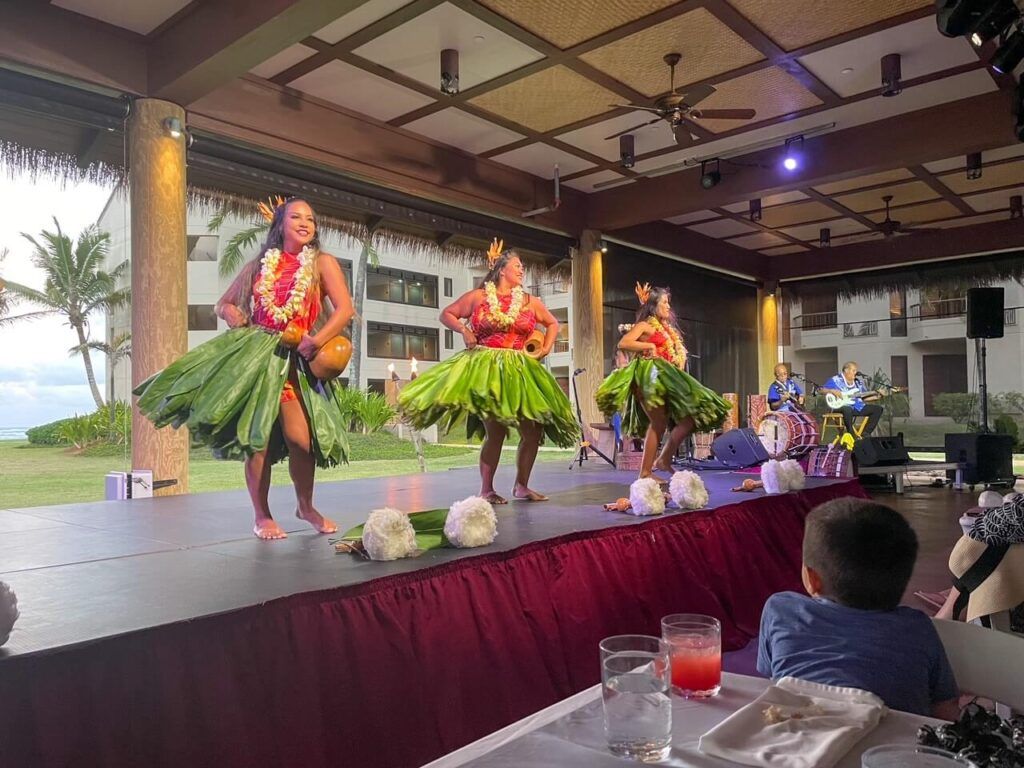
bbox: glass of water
[600,634,672,763]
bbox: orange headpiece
[486,237,504,269]
[635,281,652,305]
[257,195,287,223]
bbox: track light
[969,1,1018,46]
[598,239,609,254]
[782,136,803,172]
[991,26,1024,75]
[966,152,983,180]
[819,227,831,247]
[749,198,762,222]
[619,134,635,169]
[163,117,183,139]
[700,158,721,189]
[936,0,988,38]
[440,49,459,95]
[881,53,902,97]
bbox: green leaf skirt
[133,326,349,467]
[397,347,578,448]
[595,357,731,437]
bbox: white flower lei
[648,317,687,368]
[255,245,316,326]
[483,281,526,328]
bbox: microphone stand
[569,367,615,470]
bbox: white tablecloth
[424,674,939,768]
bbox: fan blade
[904,226,942,234]
[680,83,716,107]
[604,118,661,140]
[609,103,664,115]
[690,108,756,120]
[672,124,695,147]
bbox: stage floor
[0,462,852,659]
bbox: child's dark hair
[803,497,918,611]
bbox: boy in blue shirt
[757,497,959,719]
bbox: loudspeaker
[711,428,770,468]
[945,433,1014,485]
[853,435,909,467]
[967,287,1004,339]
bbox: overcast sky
[0,171,115,430]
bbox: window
[443,277,453,298]
[797,291,837,330]
[780,300,792,346]
[366,379,385,395]
[444,328,454,349]
[890,355,908,390]
[366,322,439,361]
[186,235,218,262]
[889,291,907,337]
[923,354,967,416]
[365,267,438,307]
[187,304,218,331]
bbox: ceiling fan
[876,194,940,238]
[604,53,756,147]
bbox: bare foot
[296,507,338,534]
[512,485,548,502]
[639,472,669,485]
[483,491,508,505]
[253,519,288,540]
[652,461,675,476]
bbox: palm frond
[219,224,267,277]
[0,279,59,309]
[0,309,56,326]
[364,240,380,268]
[207,206,229,234]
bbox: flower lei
[648,317,687,368]
[255,246,316,325]
[482,281,525,328]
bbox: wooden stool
[820,413,868,449]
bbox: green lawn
[0,435,575,509]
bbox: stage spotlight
[700,159,721,189]
[619,134,635,169]
[936,0,988,38]
[1011,194,1023,218]
[966,152,983,180]
[881,53,902,97]
[749,198,762,222]
[969,0,1018,46]
[163,117,183,139]
[599,240,609,254]
[991,27,1024,74]
[782,136,803,172]
[440,49,460,95]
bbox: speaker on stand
[966,287,1004,434]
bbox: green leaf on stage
[341,507,451,551]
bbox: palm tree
[207,206,268,278]
[0,248,10,320]
[2,220,128,409]
[74,331,132,425]
[347,239,377,390]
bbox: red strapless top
[646,329,683,368]
[251,251,320,332]
[470,293,537,350]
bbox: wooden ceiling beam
[587,89,1017,230]
[908,165,977,216]
[149,0,373,104]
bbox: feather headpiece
[257,195,287,223]
[635,281,652,305]
[486,237,504,269]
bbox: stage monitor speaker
[967,287,1004,339]
[711,428,770,468]
[944,433,1014,485]
[853,435,909,467]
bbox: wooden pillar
[757,288,779,395]
[129,99,189,495]
[571,230,604,429]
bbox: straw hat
[948,536,1024,623]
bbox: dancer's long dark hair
[218,197,323,319]
[636,286,683,338]
[479,248,522,289]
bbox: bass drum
[757,410,819,459]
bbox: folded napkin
[698,676,888,768]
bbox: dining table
[423,673,941,768]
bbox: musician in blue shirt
[767,364,804,412]
[823,361,883,437]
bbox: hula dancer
[134,198,354,540]
[398,239,576,504]
[597,283,730,480]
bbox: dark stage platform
[0,463,864,768]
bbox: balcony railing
[910,297,967,321]
[842,321,878,338]
[528,279,571,297]
[793,311,838,330]
[553,339,570,354]
[1006,308,1017,327]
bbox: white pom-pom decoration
[780,459,806,491]
[362,507,418,561]
[628,477,666,516]
[0,581,18,647]
[978,490,1004,508]
[444,496,498,548]
[669,470,709,510]
[761,460,783,494]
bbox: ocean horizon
[0,427,28,441]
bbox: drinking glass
[861,745,975,767]
[661,614,722,698]
[600,634,672,763]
